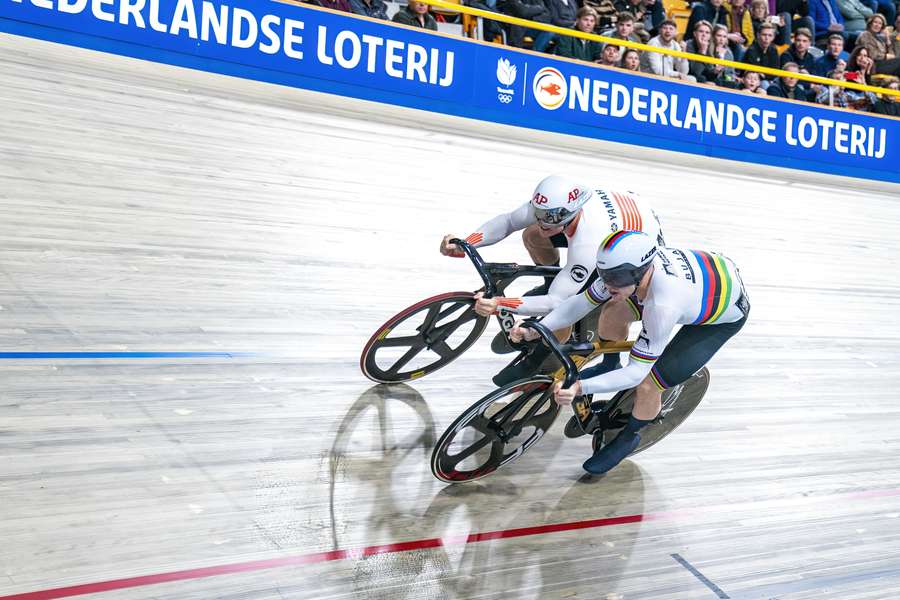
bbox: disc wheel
[360,292,489,383]
[593,367,711,456]
[431,376,559,483]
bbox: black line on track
[671,553,730,599]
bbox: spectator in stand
[726,0,755,60]
[621,47,643,69]
[546,0,580,43]
[464,0,505,42]
[809,0,847,44]
[555,7,605,61]
[749,0,794,44]
[599,43,624,64]
[349,0,388,19]
[641,19,697,79]
[615,0,667,41]
[836,0,874,39]
[739,69,770,91]
[505,0,553,50]
[583,0,620,31]
[816,61,877,107]
[767,61,816,97]
[814,32,850,72]
[317,0,353,11]
[872,77,900,115]
[712,23,740,85]
[686,20,721,82]
[742,21,780,85]
[604,12,644,43]
[848,44,877,80]
[781,27,818,73]
[779,0,817,40]
[687,0,730,38]
[856,14,900,74]
[867,0,895,27]
[392,0,438,28]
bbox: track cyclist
[512,230,750,475]
[440,175,665,386]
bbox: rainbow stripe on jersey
[691,251,733,324]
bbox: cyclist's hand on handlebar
[440,234,465,258]
[552,380,583,406]
[473,291,498,317]
[510,324,540,343]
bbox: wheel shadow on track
[325,381,648,599]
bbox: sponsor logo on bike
[532,66,567,110]
[496,57,517,104]
[570,264,588,282]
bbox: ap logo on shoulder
[496,57,517,104]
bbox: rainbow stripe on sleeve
[690,251,733,324]
[629,348,658,364]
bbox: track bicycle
[430,320,711,483]
[359,239,599,383]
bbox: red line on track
[4,487,900,600]
[0,513,664,600]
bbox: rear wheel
[591,367,711,455]
[431,376,559,483]
[360,292,489,383]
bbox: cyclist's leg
[584,315,748,474]
[522,223,562,266]
[582,294,641,379]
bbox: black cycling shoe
[490,331,519,354]
[584,429,640,475]
[492,344,552,387]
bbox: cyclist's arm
[505,243,595,316]
[462,202,534,248]
[534,279,610,331]
[579,305,678,395]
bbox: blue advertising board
[1,0,897,183]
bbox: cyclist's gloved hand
[440,234,464,258]
[473,291,499,317]
[553,379,583,406]
[510,323,539,343]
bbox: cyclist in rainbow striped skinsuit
[514,230,750,475]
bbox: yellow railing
[420,0,900,100]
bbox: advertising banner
[2,0,897,182]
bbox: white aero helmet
[596,230,657,288]
[530,175,592,228]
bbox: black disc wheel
[431,376,559,483]
[360,292,489,383]
[593,367,711,456]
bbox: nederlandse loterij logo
[496,57,517,104]
[532,66,567,110]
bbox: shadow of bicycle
[325,382,650,599]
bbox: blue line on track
[0,352,256,359]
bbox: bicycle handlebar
[520,321,578,390]
[449,238,495,298]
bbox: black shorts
[550,232,568,248]
[648,311,748,390]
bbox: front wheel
[360,292,490,383]
[431,376,559,483]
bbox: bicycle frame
[450,238,559,335]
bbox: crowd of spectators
[308,0,900,112]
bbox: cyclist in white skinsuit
[513,230,750,475]
[440,175,665,385]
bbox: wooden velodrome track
[2,31,900,600]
